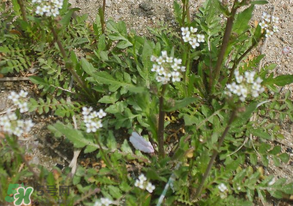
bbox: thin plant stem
[17,0,27,22]
[212,0,239,89]
[184,44,191,96]
[192,108,237,199]
[94,133,113,168]
[182,0,190,26]
[158,84,167,158]
[100,0,106,34]
[182,0,186,26]
[49,22,95,101]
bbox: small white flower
[146,182,155,193]
[13,127,23,137]
[259,21,267,29]
[197,34,205,42]
[93,200,102,206]
[19,90,28,98]
[166,57,173,63]
[83,115,92,123]
[150,55,157,62]
[8,112,17,121]
[218,183,228,192]
[273,26,279,33]
[156,56,165,65]
[245,71,255,83]
[171,71,181,82]
[151,64,160,72]
[135,179,145,189]
[97,109,106,118]
[24,119,34,132]
[262,12,271,22]
[181,27,189,36]
[272,16,279,24]
[8,91,19,102]
[265,30,274,37]
[18,102,29,113]
[100,197,113,206]
[82,107,92,116]
[190,38,199,49]
[161,51,168,58]
[139,174,147,182]
[173,58,182,65]
[190,27,198,33]
[183,35,190,43]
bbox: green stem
[94,134,113,168]
[213,0,239,89]
[182,0,190,26]
[184,44,191,96]
[192,108,237,199]
[101,0,106,34]
[17,0,27,22]
[49,22,95,101]
[158,84,167,158]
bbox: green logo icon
[5,184,34,206]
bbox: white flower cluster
[0,90,34,137]
[32,0,63,17]
[218,183,228,199]
[218,183,228,193]
[93,197,113,206]
[82,107,106,133]
[151,51,185,84]
[134,173,155,193]
[225,70,264,102]
[259,12,279,37]
[181,27,205,49]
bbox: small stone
[282,46,291,55]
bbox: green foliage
[1,0,293,205]
[29,97,81,117]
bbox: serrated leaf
[282,183,293,195]
[269,146,281,155]
[98,34,106,52]
[251,0,268,5]
[165,97,199,112]
[263,75,293,86]
[272,156,280,167]
[91,71,144,93]
[106,131,117,149]
[278,153,289,163]
[285,100,293,110]
[80,58,96,76]
[121,139,133,154]
[98,94,118,104]
[48,122,99,149]
[233,5,254,34]
[84,145,98,153]
[108,185,122,199]
[249,128,271,140]
[117,40,132,49]
[249,153,257,165]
